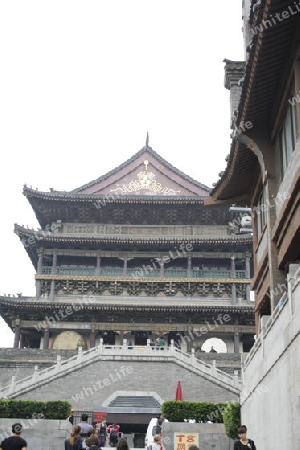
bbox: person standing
[155,337,160,350]
[233,425,256,450]
[155,415,164,435]
[108,424,120,447]
[77,413,94,438]
[67,408,75,425]
[0,423,27,450]
[159,336,165,350]
[98,418,107,447]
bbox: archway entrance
[102,331,116,345]
[93,393,162,447]
[201,337,227,353]
[134,332,149,345]
[167,331,182,348]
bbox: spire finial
[146,132,149,147]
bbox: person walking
[147,434,161,450]
[88,435,101,450]
[233,425,256,450]
[82,429,95,449]
[65,425,83,450]
[0,423,27,450]
[116,438,130,450]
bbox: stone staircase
[0,341,242,399]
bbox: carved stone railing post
[212,359,217,376]
[233,370,239,388]
[11,376,16,394]
[32,365,39,383]
[56,355,61,373]
[98,338,104,354]
[191,348,195,365]
[77,346,82,362]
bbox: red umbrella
[175,381,183,401]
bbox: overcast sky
[0,1,245,347]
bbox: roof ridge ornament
[146,132,149,148]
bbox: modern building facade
[210,0,300,447]
[1,144,255,354]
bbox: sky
[0,1,245,347]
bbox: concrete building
[210,0,300,447]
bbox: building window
[257,188,266,238]
[276,93,299,179]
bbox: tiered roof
[15,143,253,268]
[210,0,300,204]
[23,145,211,227]
[0,295,256,330]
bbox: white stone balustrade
[0,342,242,399]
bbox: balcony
[42,267,96,276]
[41,266,247,279]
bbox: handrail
[41,267,247,279]
[0,342,241,398]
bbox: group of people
[186,425,256,450]
[148,337,165,349]
[0,417,255,450]
[65,414,122,450]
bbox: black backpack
[99,425,106,436]
[110,429,118,442]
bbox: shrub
[161,401,228,423]
[0,400,71,419]
[222,402,240,440]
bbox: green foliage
[77,337,88,350]
[193,344,202,352]
[222,402,240,440]
[161,401,229,423]
[0,400,9,417]
[0,400,71,419]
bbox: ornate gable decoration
[110,160,180,195]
